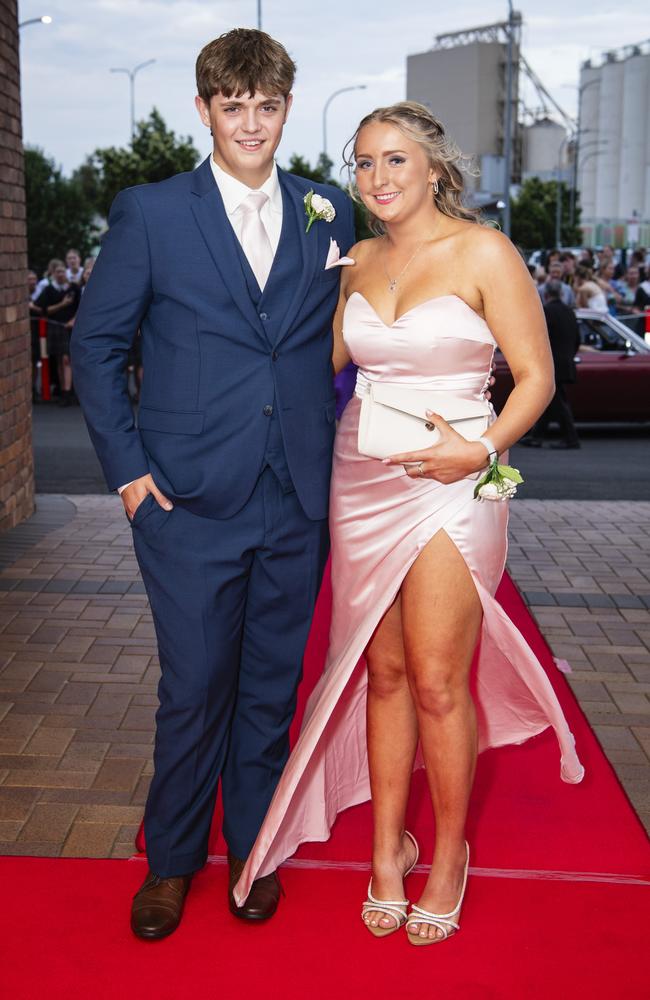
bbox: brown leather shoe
[228,851,282,921]
[131,870,192,940]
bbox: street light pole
[555,134,571,248]
[257,0,262,29]
[322,85,367,166]
[502,0,516,237]
[572,77,600,226]
[18,15,52,29]
[110,59,156,140]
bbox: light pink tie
[238,191,274,291]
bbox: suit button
[259,312,269,321]
[271,351,278,361]
[263,404,273,416]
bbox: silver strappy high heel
[405,841,470,946]
[361,830,419,938]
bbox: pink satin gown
[234,291,584,904]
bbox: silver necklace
[383,237,429,293]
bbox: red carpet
[2,856,648,1000]
[3,570,649,998]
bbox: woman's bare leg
[61,355,72,391]
[401,529,482,940]
[362,595,419,929]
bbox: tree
[24,147,99,276]
[511,177,582,251]
[76,108,200,219]
[286,153,371,241]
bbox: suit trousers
[531,383,579,446]
[131,467,329,877]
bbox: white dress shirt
[209,156,283,255]
[119,159,283,496]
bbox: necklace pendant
[388,279,397,293]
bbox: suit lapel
[189,157,267,343]
[274,170,321,347]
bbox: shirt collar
[210,157,282,217]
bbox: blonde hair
[343,101,480,234]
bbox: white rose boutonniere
[474,457,523,502]
[304,189,336,233]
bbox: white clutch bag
[358,383,491,460]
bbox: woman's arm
[386,228,553,483]
[332,285,351,375]
[46,294,75,316]
[473,228,554,455]
[332,242,362,375]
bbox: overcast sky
[18,0,649,178]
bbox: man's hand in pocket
[122,474,173,521]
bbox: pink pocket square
[324,238,355,270]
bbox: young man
[72,29,355,940]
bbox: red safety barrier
[38,317,51,402]
[645,307,650,336]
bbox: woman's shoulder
[347,236,379,260]
[459,221,511,253]
[455,222,523,275]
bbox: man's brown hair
[196,29,296,102]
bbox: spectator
[578,248,595,269]
[574,265,608,312]
[81,262,94,288]
[83,255,96,272]
[35,262,80,407]
[596,245,614,272]
[538,259,575,307]
[35,258,64,297]
[618,265,642,313]
[544,248,561,269]
[630,249,647,283]
[559,251,576,286]
[28,270,42,400]
[521,280,581,450]
[28,269,39,305]
[65,248,84,284]
[634,272,650,311]
[597,260,624,316]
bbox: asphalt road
[32,402,649,500]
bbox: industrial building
[578,43,650,247]
[406,18,522,208]
[406,15,576,215]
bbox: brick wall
[0,0,35,533]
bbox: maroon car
[491,309,650,422]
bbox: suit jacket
[71,157,355,520]
[543,299,581,384]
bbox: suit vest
[230,193,302,493]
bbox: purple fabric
[334,362,357,419]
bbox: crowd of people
[28,250,144,406]
[29,249,93,405]
[530,245,650,317]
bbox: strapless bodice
[343,291,496,398]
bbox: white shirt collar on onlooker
[209,156,283,254]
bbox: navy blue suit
[72,157,355,875]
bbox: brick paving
[0,496,648,859]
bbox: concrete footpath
[0,495,648,857]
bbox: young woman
[35,261,81,406]
[234,102,584,944]
[574,265,608,312]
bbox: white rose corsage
[304,190,336,233]
[474,456,523,502]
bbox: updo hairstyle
[343,101,480,234]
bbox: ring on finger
[417,461,425,477]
